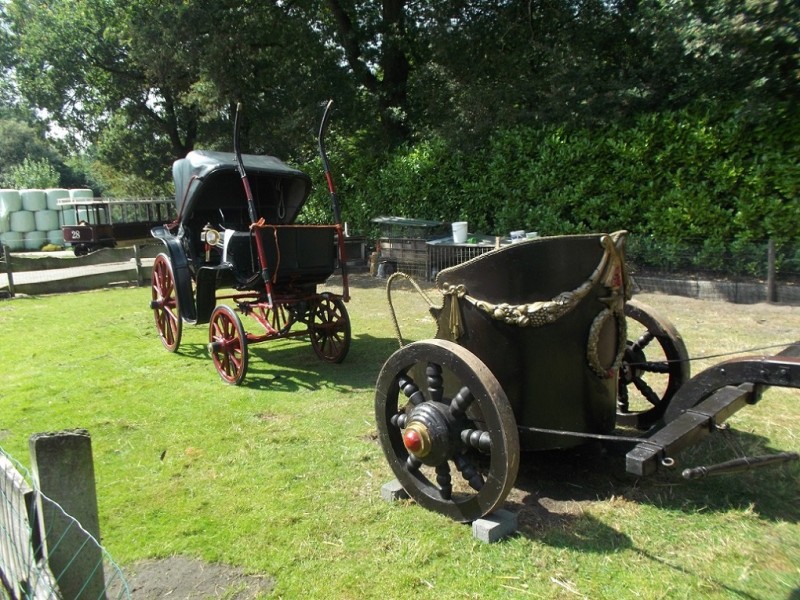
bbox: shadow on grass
[505,428,798,540]
[500,438,792,600]
[169,332,398,393]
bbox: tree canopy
[0,0,796,201]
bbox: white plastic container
[510,230,525,243]
[452,221,468,244]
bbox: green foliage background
[299,101,798,278]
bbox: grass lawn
[1,274,799,599]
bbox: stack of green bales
[0,188,93,251]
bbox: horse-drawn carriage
[149,102,350,384]
[375,232,799,522]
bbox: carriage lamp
[201,224,221,245]
[201,224,221,261]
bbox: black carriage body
[153,151,337,324]
[430,232,629,451]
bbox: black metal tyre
[208,305,249,385]
[375,339,520,523]
[617,299,690,429]
[309,293,351,363]
[150,253,182,352]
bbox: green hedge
[300,102,799,274]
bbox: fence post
[133,244,143,287]
[29,429,106,600]
[1,244,14,298]
[766,239,777,304]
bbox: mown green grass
[1,276,798,599]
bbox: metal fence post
[29,430,106,600]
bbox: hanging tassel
[442,284,466,340]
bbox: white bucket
[452,221,468,244]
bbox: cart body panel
[432,232,629,450]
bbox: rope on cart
[386,271,438,348]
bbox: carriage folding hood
[172,150,312,228]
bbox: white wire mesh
[0,448,129,600]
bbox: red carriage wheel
[309,293,351,363]
[150,253,182,352]
[617,299,690,429]
[375,339,520,523]
[208,305,249,385]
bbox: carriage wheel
[617,299,690,429]
[375,339,520,523]
[309,293,351,363]
[208,305,249,385]
[150,253,182,352]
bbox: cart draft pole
[318,99,350,301]
[234,102,275,307]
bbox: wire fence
[0,448,130,600]
[626,236,800,282]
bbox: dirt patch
[116,556,274,599]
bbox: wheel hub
[402,402,461,466]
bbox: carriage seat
[221,226,338,288]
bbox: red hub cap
[401,422,431,457]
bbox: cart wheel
[617,299,690,429]
[150,253,182,352]
[309,293,351,363]
[208,305,249,385]
[375,339,520,523]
